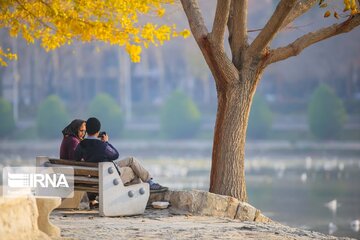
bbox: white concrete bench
[36,156,150,217]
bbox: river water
[144,156,360,239]
[0,140,359,239]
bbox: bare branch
[248,22,314,33]
[232,0,248,50]
[14,0,57,32]
[248,0,297,56]
[280,0,317,30]
[211,0,231,45]
[227,0,234,49]
[227,0,234,33]
[180,0,209,42]
[266,14,360,65]
[229,0,248,68]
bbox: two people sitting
[60,117,168,209]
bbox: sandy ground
[50,208,353,240]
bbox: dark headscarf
[62,119,85,139]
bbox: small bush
[247,93,273,139]
[308,84,347,140]
[88,93,124,138]
[160,91,201,139]
[0,98,15,137]
[36,95,70,139]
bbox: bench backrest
[46,158,101,193]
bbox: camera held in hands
[98,131,106,138]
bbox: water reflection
[325,199,339,215]
[351,219,360,232]
[300,172,307,183]
[329,222,337,235]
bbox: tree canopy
[0,0,190,66]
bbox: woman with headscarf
[60,119,86,160]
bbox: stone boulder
[149,190,271,223]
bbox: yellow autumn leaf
[157,8,166,17]
[180,30,191,38]
[320,3,328,8]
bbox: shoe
[89,200,99,209]
[149,183,168,193]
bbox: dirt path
[51,208,352,240]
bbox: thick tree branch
[280,0,317,30]
[210,0,231,45]
[266,14,360,65]
[227,1,234,35]
[181,0,238,86]
[248,0,297,56]
[229,0,248,69]
[180,0,208,42]
[227,0,234,50]
[14,0,56,32]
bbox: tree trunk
[118,48,132,122]
[142,51,150,103]
[210,69,259,202]
[11,38,20,124]
[201,75,211,104]
[0,68,4,98]
[154,49,165,100]
[48,50,60,95]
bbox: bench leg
[35,196,61,237]
[99,162,150,217]
[58,191,85,209]
[36,156,49,167]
